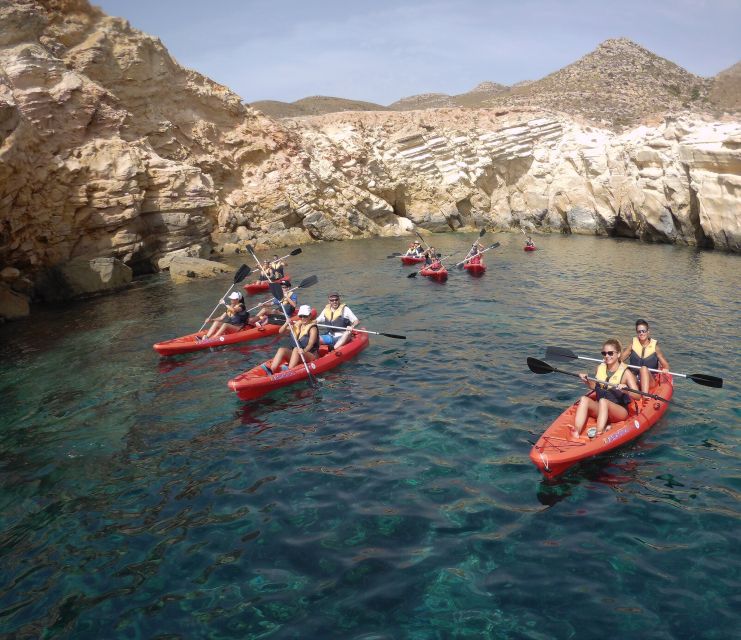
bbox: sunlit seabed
[0,234,739,638]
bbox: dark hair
[635,319,649,329]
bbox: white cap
[228,291,242,300]
[297,304,312,317]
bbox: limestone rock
[0,282,29,320]
[36,256,132,300]
[168,256,231,283]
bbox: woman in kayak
[316,292,359,350]
[405,241,423,256]
[465,241,484,264]
[199,292,249,341]
[268,255,286,279]
[265,305,319,374]
[254,281,297,326]
[525,236,535,248]
[621,319,669,394]
[572,338,640,439]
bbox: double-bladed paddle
[544,346,723,389]
[246,275,318,313]
[198,264,251,331]
[268,281,318,387]
[454,242,500,269]
[315,323,406,340]
[526,357,671,403]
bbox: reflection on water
[0,233,739,638]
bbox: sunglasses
[637,329,648,333]
[601,350,616,356]
[329,298,339,302]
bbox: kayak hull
[463,262,486,276]
[523,246,537,252]
[530,373,673,479]
[228,331,370,400]
[153,309,314,356]
[401,256,425,265]
[244,275,291,295]
[420,267,448,281]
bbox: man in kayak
[525,236,535,248]
[256,259,272,281]
[254,281,297,326]
[199,292,249,341]
[572,338,640,439]
[424,246,438,265]
[316,292,359,350]
[265,304,319,374]
[621,319,670,394]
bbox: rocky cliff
[0,0,739,320]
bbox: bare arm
[655,345,669,370]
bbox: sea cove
[0,234,738,638]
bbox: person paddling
[621,319,669,394]
[525,236,535,248]
[316,292,359,350]
[268,254,286,279]
[405,240,423,256]
[254,280,297,326]
[264,305,319,374]
[465,241,484,264]
[199,292,249,341]
[572,338,640,439]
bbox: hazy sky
[94,0,741,105]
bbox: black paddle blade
[290,247,302,256]
[407,271,418,278]
[382,332,406,340]
[268,282,283,299]
[545,346,578,361]
[489,242,500,250]
[233,264,251,283]
[527,357,555,374]
[479,228,486,237]
[387,253,402,258]
[688,373,723,388]
[299,274,318,288]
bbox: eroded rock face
[0,0,739,319]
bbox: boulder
[168,256,231,283]
[0,283,30,320]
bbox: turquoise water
[0,233,739,639]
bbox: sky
[94,0,741,105]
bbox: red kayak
[524,245,537,252]
[228,330,370,400]
[463,260,486,276]
[401,255,425,265]
[419,264,448,281]
[244,275,291,295]
[530,373,673,479]
[153,309,315,356]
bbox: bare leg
[205,320,223,339]
[288,348,316,369]
[596,399,629,434]
[573,396,598,437]
[639,366,650,394]
[333,330,352,350]
[270,347,291,372]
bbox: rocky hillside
[1,0,739,320]
[251,96,388,119]
[709,61,741,113]
[389,82,510,110]
[482,39,712,128]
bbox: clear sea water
[0,233,739,639]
